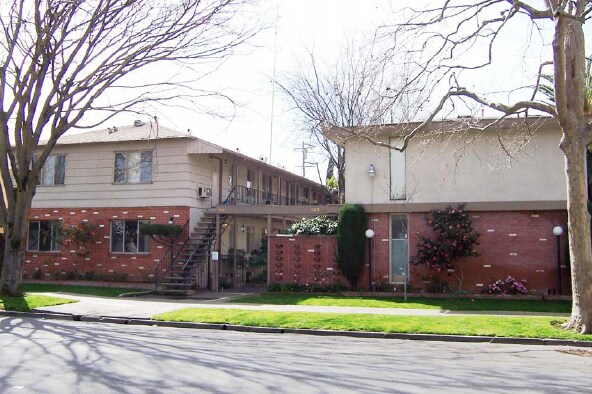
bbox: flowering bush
[285,216,338,235]
[412,204,479,272]
[488,276,528,295]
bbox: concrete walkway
[33,292,570,319]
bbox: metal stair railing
[177,187,236,288]
[181,214,231,287]
[153,219,190,290]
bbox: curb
[2,310,591,348]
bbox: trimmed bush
[337,204,367,289]
[285,216,338,235]
[139,223,183,238]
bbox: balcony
[233,185,321,206]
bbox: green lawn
[0,294,76,312]
[23,283,149,297]
[232,294,571,313]
[154,308,590,341]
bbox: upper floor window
[38,155,65,186]
[114,151,152,184]
[389,138,406,200]
[110,220,149,253]
[28,220,61,252]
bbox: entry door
[390,215,408,283]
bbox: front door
[390,215,408,283]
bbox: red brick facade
[269,210,570,295]
[268,236,346,288]
[24,206,190,283]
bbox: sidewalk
[33,292,570,319]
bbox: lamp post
[365,229,375,292]
[552,225,564,295]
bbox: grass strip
[233,294,571,313]
[153,308,591,341]
[23,283,149,298]
[0,295,76,312]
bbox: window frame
[37,154,66,186]
[109,220,150,254]
[27,220,62,252]
[113,150,153,184]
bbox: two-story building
[25,121,334,292]
[326,116,569,294]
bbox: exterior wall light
[368,164,376,177]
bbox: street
[0,317,590,393]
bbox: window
[389,138,406,200]
[114,151,153,184]
[38,155,65,185]
[110,220,149,253]
[28,221,61,251]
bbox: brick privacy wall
[24,206,190,283]
[268,236,348,287]
[269,210,569,294]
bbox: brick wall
[269,209,569,294]
[268,235,347,287]
[24,206,190,283]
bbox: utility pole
[294,142,315,177]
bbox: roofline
[324,116,560,146]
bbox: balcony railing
[232,185,325,206]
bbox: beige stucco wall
[345,126,566,205]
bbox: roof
[324,116,560,146]
[52,123,192,145]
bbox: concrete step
[154,289,196,296]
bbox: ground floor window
[390,215,408,283]
[110,220,149,253]
[28,220,61,251]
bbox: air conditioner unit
[198,187,212,198]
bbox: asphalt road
[0,317,590,394]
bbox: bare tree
[332,1,590,333]
[0,0,258,296]
[278,39,424,201]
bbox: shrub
[412,204,479,289]
[337,204,367,289]
[488,276,528,295]
[284,216,338,235]
[139,223,183,238]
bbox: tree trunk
[0,191,33,297]
[0,233,27,297]
[560,138,592,334]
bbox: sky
[78,0,573,183]
[86,0,390,182]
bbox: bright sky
[82,0,579,183]
[92,0,389,182]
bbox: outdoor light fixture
[240,223,246,233]
[553,225,564,294]
[365,229,375,292]
[368,164,376,177]
[168,217,174,225]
